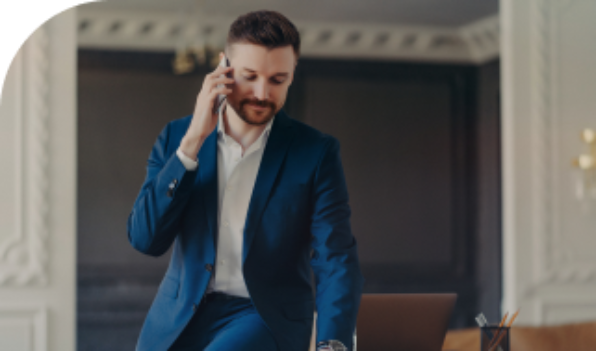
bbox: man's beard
[227,97,278,126]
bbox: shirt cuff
[176,147,199,171]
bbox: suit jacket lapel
[197,127,219,248]
[243,110,295,263]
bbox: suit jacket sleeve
[310,136,364,350]
[127,122,197,256]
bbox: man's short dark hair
[227,10,301,58]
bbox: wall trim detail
[77,7,499,64]
[534,296,596,325]
[0,25,50,287]
[527,0,596,293]
[529,0,555,288]
[0,303,48,351]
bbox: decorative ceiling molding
[457,15,500,63]
[77,7,499,64]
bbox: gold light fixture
[171,0,223,75]
[172,49,196,75]
[172,45,222,75]
[572,128,596,200]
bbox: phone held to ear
[214,55,231,114]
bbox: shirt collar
[217,101,275,147]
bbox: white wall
[0,8,76,351]
[502,0,596,325]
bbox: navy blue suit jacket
[128,110,364,351]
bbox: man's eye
[271,79,285,85]
[244,76,256,81]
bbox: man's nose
[253,80,268,100]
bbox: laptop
[356,293,457,351]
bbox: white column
[502,0,596,325]
[0,8,76,351]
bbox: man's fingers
[207,66,233,79]
[210,76,235,87]
[202,67,233,90]
[209,86,232,98]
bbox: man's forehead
[227,43,296,72]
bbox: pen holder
[480,326,510,351]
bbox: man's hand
[179,61,234,161]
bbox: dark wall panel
[475,60,502,322]
[305,77,454,265]
[77,51,210,350]
[291,59,480,327]
[78,69,198,268]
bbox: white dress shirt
[176,103,274,298]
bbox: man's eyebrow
[242,67,289,77]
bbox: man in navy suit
[128,10,363,351]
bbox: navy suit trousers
[169,293,279,351]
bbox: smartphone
[214,55,231,114]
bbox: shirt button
[234,158,240,162]
[219,260,225,265]
[223,221,229,227]
[205,264,213,272]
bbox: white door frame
[0,8,76,351]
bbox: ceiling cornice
[77,7,499,64]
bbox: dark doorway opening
[77,49,501,350]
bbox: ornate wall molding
[0,25,50,287]
[525,0,596,293]
[77,7,499,64]
[529,0,555,289]
[0,303,48,351]
[534,296,596,325]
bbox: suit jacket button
[167,181,176,197]
[205,264,213,272]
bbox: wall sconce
[572,128,596,201]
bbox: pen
[475,313,493,339]
[487,312,509,349]
[488,310,520,351]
